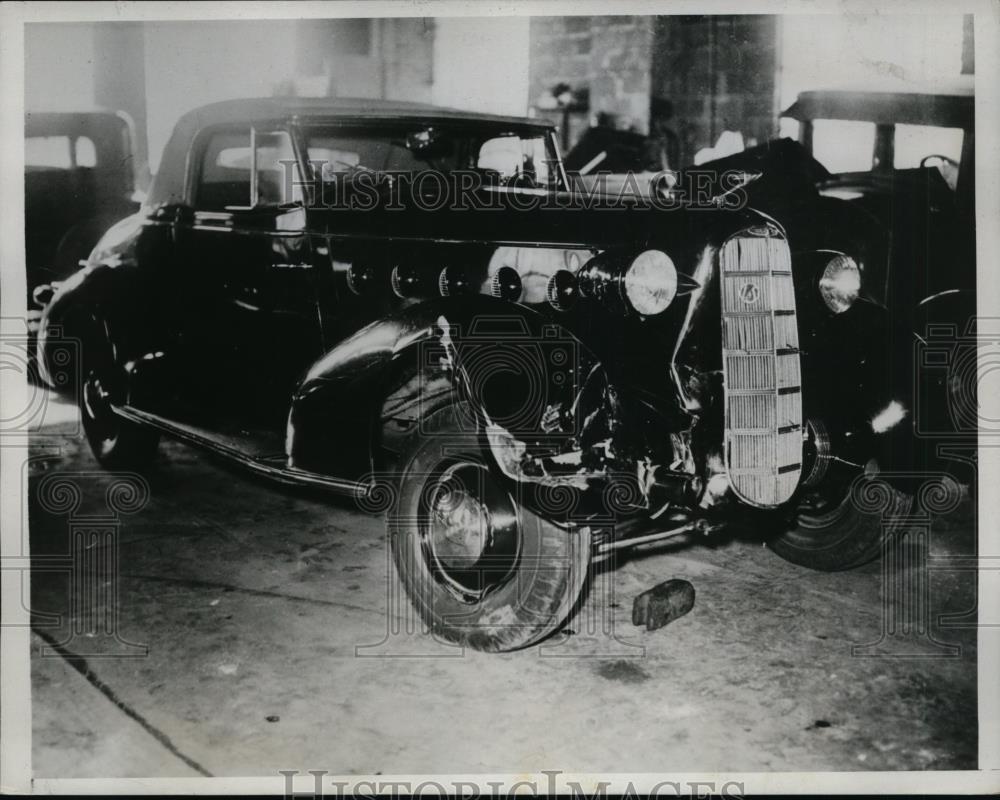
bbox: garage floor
[27,393,977,777]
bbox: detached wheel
[389,403,591,651]
[770,470,912,571]
[79,315,159,470]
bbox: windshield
[302,124,564,191]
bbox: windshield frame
[289,117,569,196]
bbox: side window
[26,136,73,169]
[894,124,964,168]
[25,135,97,169]
[75,136,97,167]
[811,119,876,174]
[197,129,252,210]
[255,130,302,207]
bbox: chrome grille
[720,230,802,507]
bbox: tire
[78,314,159,470]
[388,402,591,651]
[769,474,913,571]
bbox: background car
[25,110,142,321]
[703,80,977,481]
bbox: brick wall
[529,14,779,164]
[530,16,655,139]
[651,15,779,167]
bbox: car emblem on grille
[739,282,761,305]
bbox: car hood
[303,184,760,251]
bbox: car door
[169,124,327,430]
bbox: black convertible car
[38,97,929,651]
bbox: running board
[113,404,371,498]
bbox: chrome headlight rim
[621,249,678,316]
[818,253,861,314]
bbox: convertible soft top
[175,96,547,130]
[148,96,553,207]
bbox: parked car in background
[39,97,934,651]
[25,110,142,321]
[770,78,973,309]
[704,79,977,476]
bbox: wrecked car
[38,97,922,651]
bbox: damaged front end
[435,220,812,556]
[432,291,721,556]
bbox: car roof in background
[175,96,551,130]
[782,76,974,129]
[25,109,134,136]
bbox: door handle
[223,282,259,296]
[272,262,313,270]
[222,283,263,311]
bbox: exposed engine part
[699,453,732,508]
[644,464,703,515]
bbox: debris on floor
[632,578,695,631]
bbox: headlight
[623,250,678,316]
[819,254,860,313]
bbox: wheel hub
[431,487,490,569]
[420,461,521,602]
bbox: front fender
[37,211,150,392]
[797,285,921,484]
[37,262,123,392]
[286,295,603,481]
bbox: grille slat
[720,232,802,507]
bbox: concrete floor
[27,393,978,778]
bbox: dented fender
[285,294,612,484]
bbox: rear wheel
[388,403,591,651]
